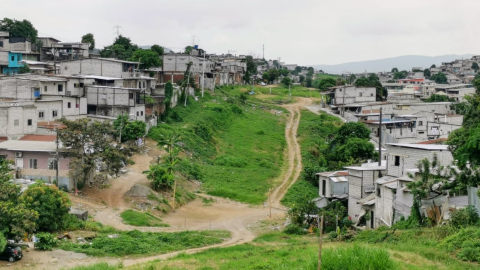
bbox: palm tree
[158,133,182,210]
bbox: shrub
[283,224,307,235]
[36,232,57,250]
[450,206,479,228]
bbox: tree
[299,75,305,83]
[391,67,399,73]
[424,69,431,78]
[333,138,375,163]
[0,159,38,236]
[21,183,71,232]
[0,233,5,253]
[157,134,182,210]
[128,49,161,69]
[150,44,164,56]
[332,122,371,145]
[161,81,174,121]
[347,74,356,84]
[58,118,129,189]
[305,76,313,87]
[185,46,193,54]
[81,33,95,50]
[393,70,408,79]
[294,66,302,73]
[424,94,454,102]
[0,18,38,42]
[113,115,146,142]
[336,78,346,86]
[100,35,138,60]
[262,72,270,82]
[143,164,174,191]
[450,102,469,115]
[18,64,30,74]
[407,154,449,226]
[278,68,289,77]
[243,56,257,84]
[318,78,336,91]
[431,64,436,68]
[472,62,479,72]
[432,72,448,84]
[281,77,293,88]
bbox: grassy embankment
[120,210,169,227]
[312,73,342,89]
[281,110,343,207]
[149,86,287,204]
[59,225,230,257]
[73,226,480,270]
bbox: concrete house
[370,143,456,228]
[344,160,386,224]
[0,135,73,189]
[317,171,349,199]
[328,86,376,106]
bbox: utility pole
[378,107,383,166]
[342,85,346,117]
[263,44,264,59]
[119,112,124,143]
[55,128,59,187]
[318,214,324,270]
[113,25,123,37]
[184,71,189,107]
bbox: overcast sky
[2,0,479,65]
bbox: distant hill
[311,54,476,74]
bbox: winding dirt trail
[2,98,313,270]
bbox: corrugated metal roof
[0,140,56,152]
[387,143,449,151]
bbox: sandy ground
[0,98,311,270]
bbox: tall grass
[120,210,169,227]
[68,263,119,270]
[322,245,396,270]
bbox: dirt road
[1,98,312,270]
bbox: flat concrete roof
[0,140,56,152]
[387,143,449,151]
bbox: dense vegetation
[149,87,286,204]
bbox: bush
[36,232,57,250]
[0,233,6,252]
[441,227,480,261]
[283,224,307,235]
[450,206,479,228]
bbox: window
[129,93,134,99]
[394,156,400,166]
[136,111,139,116]
[139,82,141,88]
[52,110,58,117]
[74,83,78,88]
[67,102,71,108]
[371,93,374,96]
[48,158,58,170]
[359,92,363,97]
[29,159,37,169]
[376,186,381,197]
[143,82,146,88]
[44,86,47,92]
[14,120,19,126]
[11,56,14,61]
[322,180,326,196]
[419,121,423,126]
[58,84,63,92]
[419,131,425,134]
[79,83,84,87]
[27,119,32,126]
[141,111,143,116]
[38,111,44,118]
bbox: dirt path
[3,98,312,270]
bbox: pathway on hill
[9,98,312,270]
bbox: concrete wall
[0,105,37,137]
[60,59,126,77]
[375,186,395,228]
[333,87,376,105]
[386,146,454,177]
[0,78,39,99]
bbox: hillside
[311,54,476,74]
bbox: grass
[67,263,120,270]
[120,210,169,227]
[149,88,286,204]
[315,73,342,80]
[281,180,318,207]
[59,229,231,257]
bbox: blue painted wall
[8,52,23,67]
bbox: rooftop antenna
[113,25,123,38]
[191,36,197,46]
[263,44,265,59]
